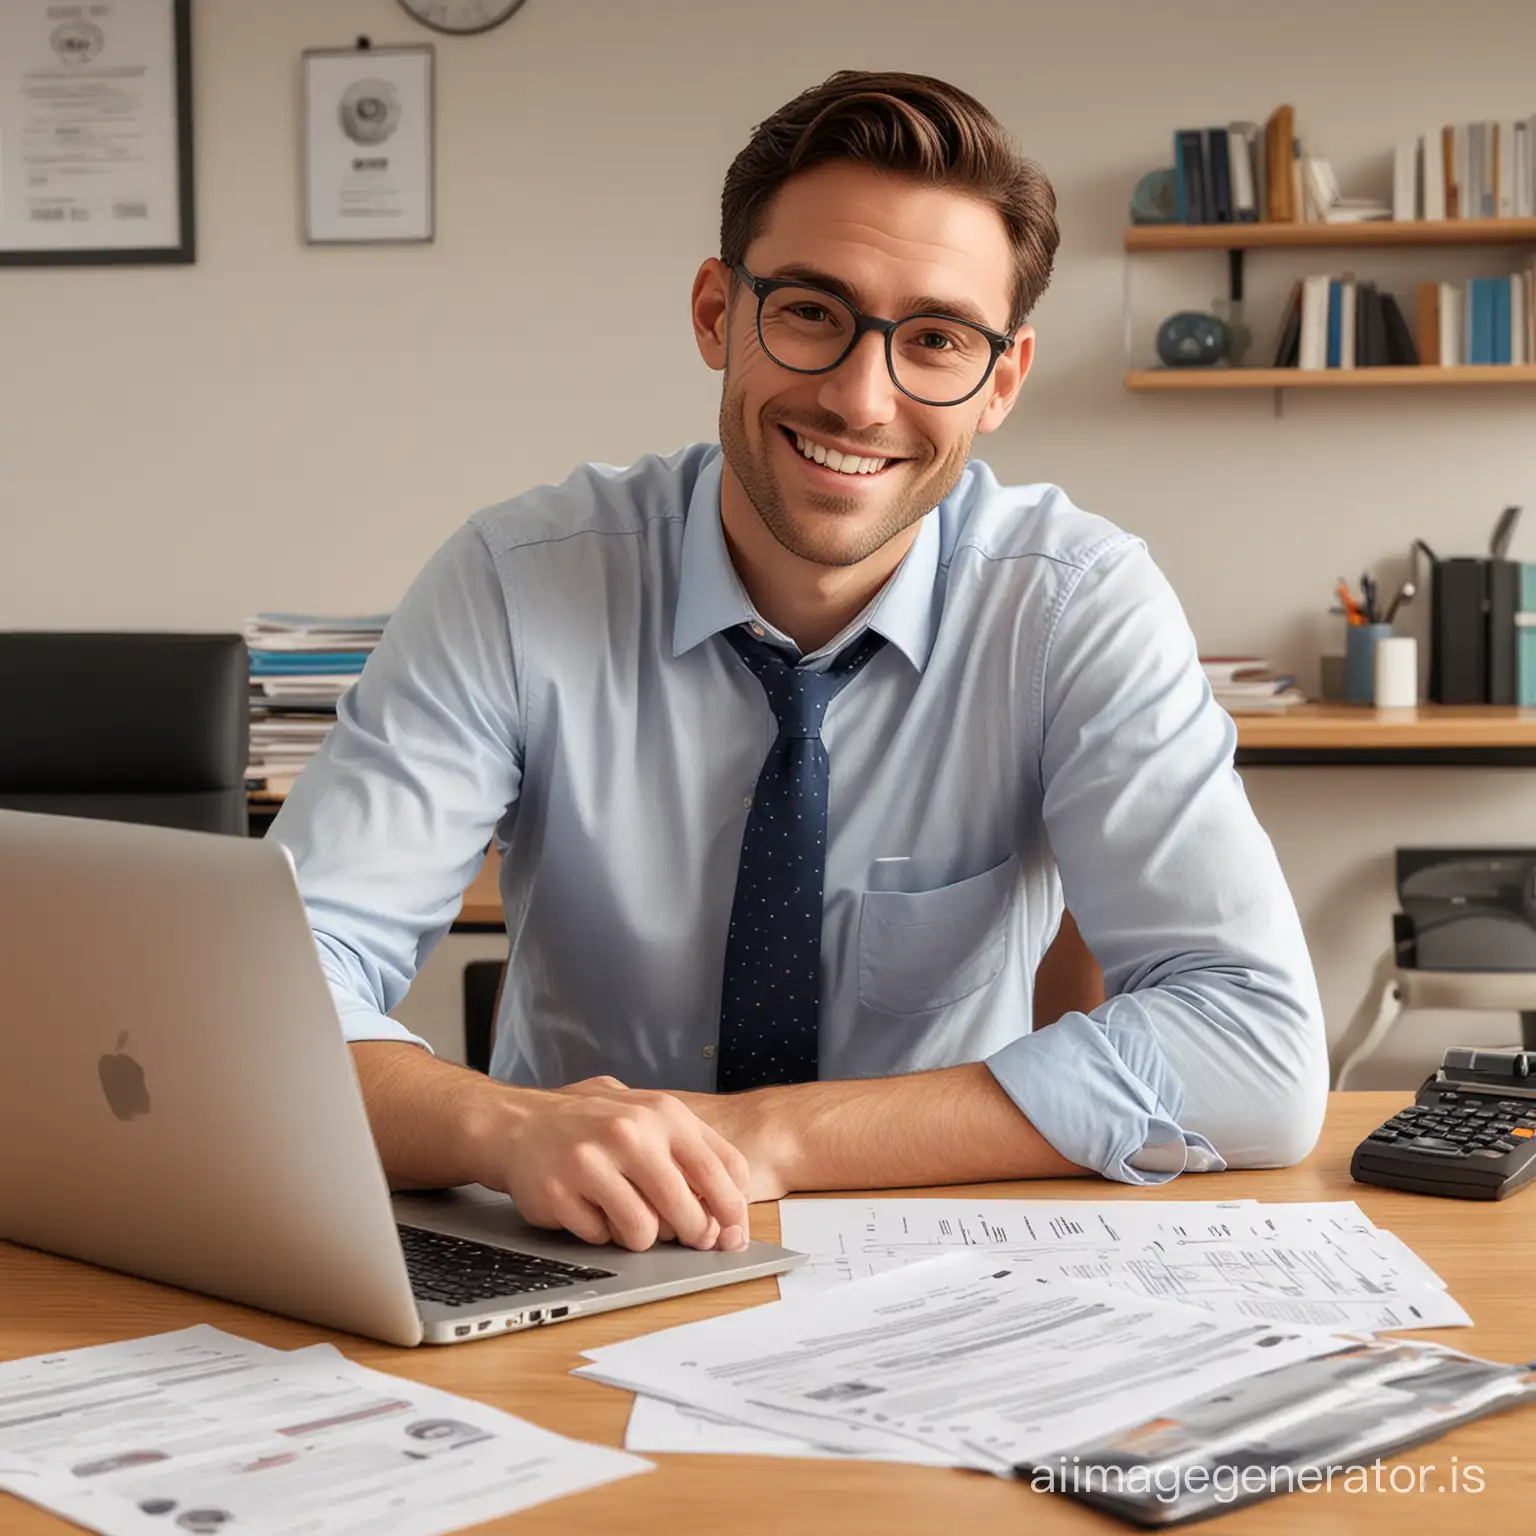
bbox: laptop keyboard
[398,1224,617,1308]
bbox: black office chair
[0,633,250,836]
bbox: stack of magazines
[1201,656,1306,713]
[245,612,389,794]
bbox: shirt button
[702,1044,716,1059]
[742,795,753,809]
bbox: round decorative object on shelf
[1130,168,1178,224]
[397,0,527,35]
[1155,311,1232,368]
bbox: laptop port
[454,1325,471,1337]
[477,1320,493,1331]
[527,1309,543,1323]
[550,1306,569,1319]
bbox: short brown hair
[721,71,1058,330]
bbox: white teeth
[792,432,888,476]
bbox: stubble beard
[718,383,972,570]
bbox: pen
[1383,581,1417,625]
[1336,578,1363,626]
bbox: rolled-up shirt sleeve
[985,534,1328,1183]
[267,522,522,1048]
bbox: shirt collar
[671,450,942,674]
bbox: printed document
[775,1198,1468,1331]
[0,1325,648,1536]
[577,1252,1346,1474]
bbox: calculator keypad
[1368,1099,1536,1160]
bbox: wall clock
[398,0,527,35]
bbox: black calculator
[1351,1047,1536,1200]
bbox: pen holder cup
[1345,623,1393,705]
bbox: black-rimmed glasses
[731,262,1014,407]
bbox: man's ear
[692,258,732,372]
[974,325,1034,436]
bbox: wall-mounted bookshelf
[1124,217,1536,253]
[1123,218,1536,392]
[1127,364,1536,391]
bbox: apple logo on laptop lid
[99,1033,151,1121]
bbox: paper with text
[775,1199,1468,1331]
[577,1253,1347,1474]
[0,1325,649,1536]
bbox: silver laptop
[0,809,802,1346]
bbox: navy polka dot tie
[715,624,887,1092]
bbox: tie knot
[723,626,886,740]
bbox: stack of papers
[578,1251,1350,1475]
[1200,656,1306,712]
[775,1198,1467,1331]
[614,1199,1469,1464]
[245,613,390,791]
[0,1325,648,1536]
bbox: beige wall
[5,0,1536,1083]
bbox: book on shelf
[1427,118,1536,220]
[1283,274,1417,370]
[1269,268,1519,372]
[1160,108,1536,227]
[1406,266,1536,368]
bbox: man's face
[696,161,1031,570]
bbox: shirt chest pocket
[857,854,1018,1017]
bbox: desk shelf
[1232,703,1536,766]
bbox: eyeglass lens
[756,286,994,404]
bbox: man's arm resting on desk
[349,1042,752,1252]
[642,1061,1086,1201]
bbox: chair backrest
[0,632,250,835]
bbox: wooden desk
[1233,703,1536,766]
[4,1093,1534,1534]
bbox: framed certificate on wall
[303,45,435,245]
[0,0,195,265]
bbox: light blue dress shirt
[271,443,1328,1186]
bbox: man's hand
[348,1044,752,1256]
[642,1086,796,1204]
[474,1076,753,1252]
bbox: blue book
[1521,564,1536,709]
[1492,278,1512,365]
[1175,129,1207,223]
[1205,127,1233,222]
[1468,279,1494,365]
[1326,280,1342,368]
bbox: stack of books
[1271,267,1536,370]
[1271,277,1419,370]
[1396,119,1536,222]
[1165,107,1536,228]
[245,612,389,794]
[1167,107,1392,226]
[1201,657,1306,713]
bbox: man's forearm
[688,1062,1087,1195]
[349,1040,530,1190]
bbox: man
[271,70,1327,1257]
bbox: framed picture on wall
[303,44,435,245]
[0,0,195,266]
